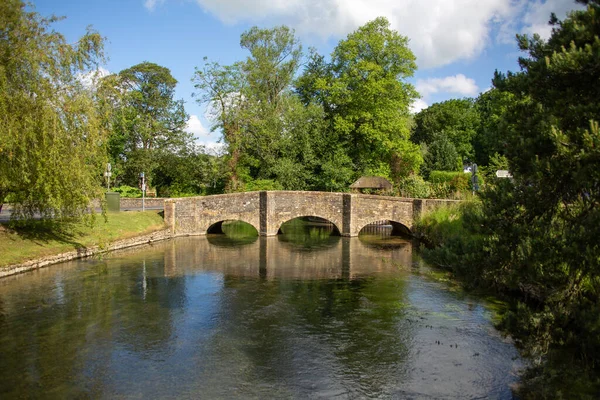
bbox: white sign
[496,170,512,178]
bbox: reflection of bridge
[162,236,414,280]
[164,191,457,237]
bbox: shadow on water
[277,217,340,251]
[358,221,414,250]
[206,220,258,247]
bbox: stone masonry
[164,191,459,237]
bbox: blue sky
[32,0,584,149]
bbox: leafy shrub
[396,175,431,198]
[413,200,487,286]
[429,170,484,195]
[113,185,142,198]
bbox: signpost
[471,163,479,195]
[104,163,112,191]
[140,172,146,212]
[495,170,512,178]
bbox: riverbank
[0,211,168,278]
[414,202,600,398]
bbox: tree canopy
[437,1,600,391]
[102,62,190,188]
[412,98,480,163]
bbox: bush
[396,175,432,198]
[113,185,142,198]
[413,200,487,286]
[429,170,485,195]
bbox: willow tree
[0,0,107,219]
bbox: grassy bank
[413,201,489,288]
[0,211,166,268]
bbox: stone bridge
[163,191,457,237]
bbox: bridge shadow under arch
[277,216,341,251]
[277,216,341,236]
[358,220,412,237]
[206,220,259,247]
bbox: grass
[0,210,166,268]
[413,202,467,248]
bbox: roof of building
[349,176,393,189]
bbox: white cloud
[416,74,479,98]
[410,99,428,114]
[192,0,515,68]
[186,114,210,138]
[149,0,584,68]
[77,67,110,89]
[521,0,586,39]
[201,142,227,156]
[144,0,165,11]
[186,114,225,153]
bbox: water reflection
[0,229,521,399]
[207,220,258,247]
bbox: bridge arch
[358,219,411,237]
[265,191,345,236]
[276,216,341,236]
[206,219,259,235]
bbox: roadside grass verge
[0,210,165,268]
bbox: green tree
[421,133,461,178]
[455,1,600,391]
[152,144,226,196]
[0,0,107,219]
[102,62,190,188]
[329,17,421,178]
[295,18,421,185]
[194,26,308,191]
[411,98,480,162]
[473,89,514,166]
[239,26,303,180]
[193,60,247,192]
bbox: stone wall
[89,197,166,209]
[119,198,166,209]
[350,194,414,236]
[1,229,172,279]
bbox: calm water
[0,223,521,399]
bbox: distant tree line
[0,0,588,213]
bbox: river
[0,221,521,398]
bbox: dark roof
[350,176,393,189]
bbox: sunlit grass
[0,211,165,268]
